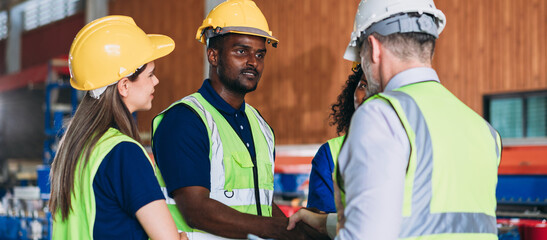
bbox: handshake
[285,184,345,240]
[284,207,335,240]
[287,208,329,233]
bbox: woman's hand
[286,208,328,235]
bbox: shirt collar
[384,67,440,91]
[198,79,246,115]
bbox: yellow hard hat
[196,0,278,47]
[69,15,175,91]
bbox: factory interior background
[0,0,545,239]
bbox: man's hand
[287,208,328,235]
[173,186,327,239]
[293,220,331,240]
[179,232,188,240]
[274,216,330,240]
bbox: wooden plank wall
[434,0,547,115]
[245,0,360,144]
[109,0,546,145]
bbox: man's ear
[368,35,382,64]
[117,78,130,98]
[207,48,219,67]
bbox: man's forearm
[182,199,271,237]
[272,202,287,217]
[178,197,307,239]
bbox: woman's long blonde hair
[49,66,145,220]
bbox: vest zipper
[251,156,262,216]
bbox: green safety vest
[336,81,501,240]
[152,93,275,239]
[327,135,346,207]
[52,128,155,240]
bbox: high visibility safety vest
[336,81,501,240]
[52,128,155,240]
[327,135,345,166]
[152,93,275,240]
[327,135,346,207]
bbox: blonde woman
[49,15,184,240]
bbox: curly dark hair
[329,65,364,135]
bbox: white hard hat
[343,0,446,62]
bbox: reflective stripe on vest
[181,94,275,208]
[160,186,273,207]
[152,93,275,238]
[337,81,500,239]
[53,128,154,239]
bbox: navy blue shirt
[153,80,259,196]
[93,142,164,239]
[307,142,337,213]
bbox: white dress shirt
[331,67,441,240]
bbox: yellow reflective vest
[52,128,154,239]
[336,81,501,240]
[152,93,275,239]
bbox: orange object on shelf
[499,145,547,175]
[274,156,312,174]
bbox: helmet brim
[196,27,279,47]
[343,44,361,63]
[227,30,279,47]
[147,34,176,63]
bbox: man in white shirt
[287,0,501,239]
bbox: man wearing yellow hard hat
[152,0,327,239]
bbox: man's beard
[363,59,381,96]
[218,74,258,94]
[217,65,259,95]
